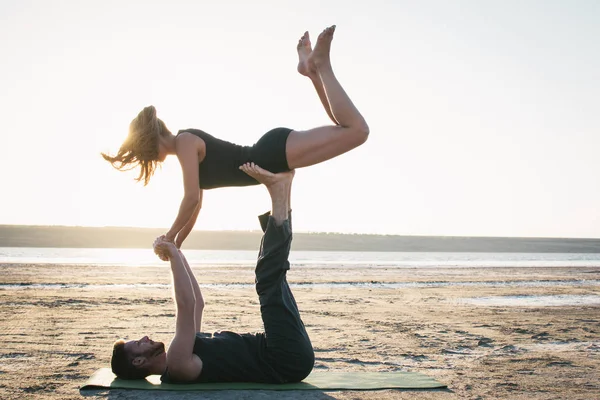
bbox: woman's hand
[154,235,177,261]
[164,231,177,243]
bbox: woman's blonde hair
[102,105,170,186]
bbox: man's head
[111,336,166,379]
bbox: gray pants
[256,211,315,383]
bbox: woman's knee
[351,122,370,146]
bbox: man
[110,163,314,383]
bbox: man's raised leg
[239,163,314,383]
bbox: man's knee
[288,347,315,382]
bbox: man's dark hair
[111,339,151,380]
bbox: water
[2,248,599,307]
[459,295,600,307]
[2,279,599,291]
[1,247,600,268]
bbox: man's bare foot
[297,31,317,78]
[239,162,294,189]
[308,25,335,70]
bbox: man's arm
[154,238,203,381]
[179,250,204,332]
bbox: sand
[0,262,599,399]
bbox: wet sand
[0,263,599,399]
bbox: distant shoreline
[1,225,600,253]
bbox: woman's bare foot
[239,163,295,189]
[297,31,317,79]
[308,25,335,70]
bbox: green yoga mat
[81,368,446,391]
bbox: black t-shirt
[177,129,257,189]
[160,331,283,384]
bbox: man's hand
[154,235,177,261]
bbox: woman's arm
[175,190,203,248]
[165,133,201,242]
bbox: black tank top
[160,331,283,383]
[177,129,258,189]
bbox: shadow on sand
[81,387,453,399]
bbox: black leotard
[177,127,292,190]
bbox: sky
[0,0,599,237]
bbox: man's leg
[239,163,314,383]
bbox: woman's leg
[297,31,338,125]
[287,25,369,169]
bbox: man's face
[124,336,166,365]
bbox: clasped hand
[153,235,177,261]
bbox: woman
[102,25,369,249]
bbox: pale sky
[1,0,599,237]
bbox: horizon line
[1,224,600,241]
